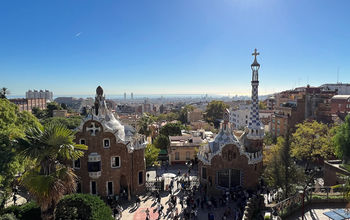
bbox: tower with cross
[247,48,264,140]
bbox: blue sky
[1,0,349,96]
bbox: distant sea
[9,94,251,99]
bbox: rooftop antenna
[337,67,340,84]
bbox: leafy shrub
[55,194,113,220]
[0,213,17,220]
[2,202,41,220]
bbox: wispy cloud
[75,32,82,37]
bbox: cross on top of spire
[252,48,259,59]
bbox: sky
[1,0,350,97]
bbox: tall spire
[247,49,264,139]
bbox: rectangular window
[104,139,110,148]
[175,152,180,160]
[111,156,120,168]
[80,139,86,145]
[138,171,143,185]
[202,167,207,180]
[217,170,229,188]
[186,152,190,160]
[73,158,81,169]
[91,181,97,195]
[88,161,101,172]
[107,181,113,195]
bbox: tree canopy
[16,123,87,220]
[291,120,335,165]
[178,105,195,124]
[145,144,160,167]
[41,116,82,130]
[263,136,305,199]
[333,115,350,163]
[159,123,183,137]
[154,134,170,150]
[137,114,154,136]
[0,99,41,209]
[204,101,229,125]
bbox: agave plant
[16,122,87,220]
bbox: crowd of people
[108,165,265,220]
[143,168,262,220]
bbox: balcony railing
[89,171,101,179]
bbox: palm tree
[16,122,87,220]
[137,113,154,136]
[0,87,10,99]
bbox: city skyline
[1,0,350,96]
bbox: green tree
[0,88,10,99]
[333,115,350,163]
[291,120,335,168]
[159,123,183,137]
[263,135,305,199]
[54,194,113,220]
[264,132,277,146]
[259,101,267,110]
[16,123,87,220]
[154,135,170,150]
[178,105,195,124]
[32,107,47,119]
[145,144,160,167]
[45,102,62,117]
[204,101,229,124]
[0,99,41,209]
[137,114,154,136]
[41,116,82,130]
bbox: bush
[55,194,113,220]
[2,202,41,220]
[0,213,17,220]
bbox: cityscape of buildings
[1,1,350,219]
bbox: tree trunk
[41,204,55,220]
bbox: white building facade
[230,104,251,130]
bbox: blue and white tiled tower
[247,49,264,140]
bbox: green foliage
[137,114,154,136]
[263,135,306,199]
[145,144,160,167]
[0,213,17,220]
[204,101,229,124]
[0,99,41,209]
[178,105,195,124]
[41,116,82,130]
[159,123,182,137]
[333,115,350,162]
[16,122,87,218]
[154,135,170,150]
[31,107,46,119]
[46,102,62,117]
[2,202,41,220]
[155,112,180,122]
[259,101,267,110]
[54,194,113,220]
[291,120,335,163]
[264,132,276,146]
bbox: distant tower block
[124,92,126,100]
[131,92,133,100]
